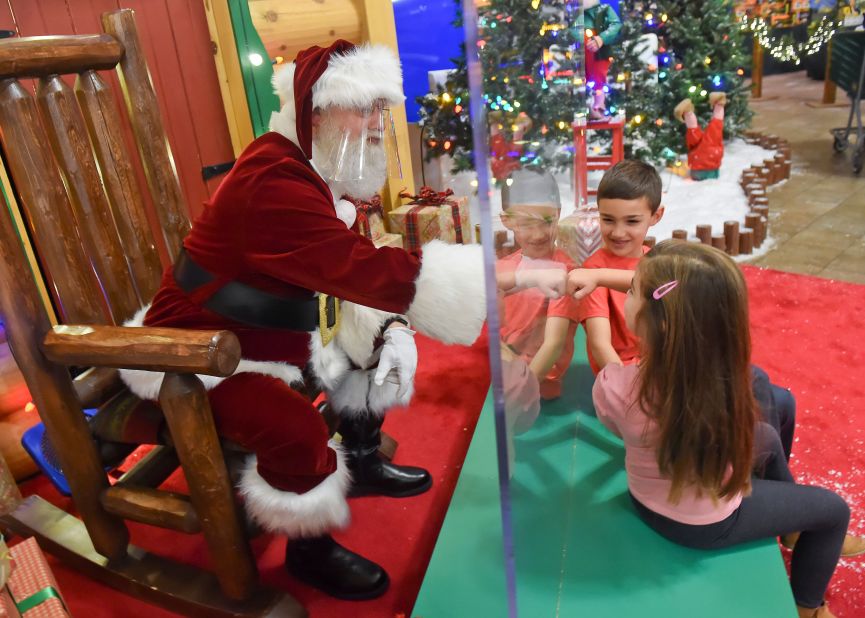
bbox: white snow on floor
[634,139,779,261]
[425,138,780,261]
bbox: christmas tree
[616,1,753,162]
[417,0,587,174]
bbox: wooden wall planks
[1,0,235,220]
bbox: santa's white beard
[312,120,387,201]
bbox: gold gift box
[437,196,473,244]
[387,204,440,251]
[373,232,404,249]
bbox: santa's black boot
[339,415,432,498]
[285,534,389,600]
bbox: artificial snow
[600,139,780,261]
[426,138,781,261]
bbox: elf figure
[489,111,533,181]
[580,0,622,120]
[674,92,727,181]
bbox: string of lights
[740,15,838,66]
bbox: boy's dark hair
[597,160,662,213]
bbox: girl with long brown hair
[591,240,862,618]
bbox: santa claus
[119,40,485,600]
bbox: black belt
[173,250,337,332]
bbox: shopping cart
[830,29,865,173]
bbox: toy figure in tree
[418,0,584,173]
[580,0,622,120]
[674,91,726,180]
[616,0,752,163]
[489,111,533,181]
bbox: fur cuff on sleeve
[406,240,486,345]
[238,446,351,539]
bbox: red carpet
[16,330,491,618]
[744,266,865,616]
[12,266,865,616]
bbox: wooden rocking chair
[0,9,305,617]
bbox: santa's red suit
[119,42,485,552]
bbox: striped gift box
[387,204,439,253]
[6,538,69,617]
[373,232,404,249]
[437,196,472,245]
[0,586,19,618]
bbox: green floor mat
[416,331,795,617]
[413,389,512,617]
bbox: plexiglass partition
[461,1,603,615]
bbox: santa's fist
[515,261,567,299]
[533,269,567,298]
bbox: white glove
[514,259,567,299]
[373,326,417,399]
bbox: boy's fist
[567,269,600,300]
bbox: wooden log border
[678,130,790,256]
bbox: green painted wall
[228,0,280,138]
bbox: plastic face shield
[323,100,403,183]
[500,168,562,255]
[500,168,561,221]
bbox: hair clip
[653,280,678,300]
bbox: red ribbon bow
[343,194,384,239]
[398,186,464,245]
[398,186,455,207]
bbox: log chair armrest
[43,325,240,377]
[73,367,124,408]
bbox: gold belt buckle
[318,294,340,346]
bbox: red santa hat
[271,39,405,158]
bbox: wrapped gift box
[437,195,473,245]
[5,538,69,617]
[0,587,20,618]
[388,203,440,252]
[0,451,22,517]
[345,195,387,241]
[373,233,403,249]
[359,211,387,241]
[557,208,602,267]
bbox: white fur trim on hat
[272,43,405,112]
[406,240,486,345]
[118,305,304,400]
[238,446,351,538]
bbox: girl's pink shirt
[593,363,743,525]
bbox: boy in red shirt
[579,160,664,374]
[496,168,580,402]
[579,161,797,460]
